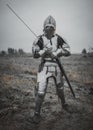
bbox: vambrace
[32,35,44,58]
[32,44,46,58]
[61,48,71,56]
[54,48,63,57]
[53,47,71,57]
[59,43,71,57]
[32,44,40,58]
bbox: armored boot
[32,94,44,123]
[58,88,73,113]
[57,83,70,112]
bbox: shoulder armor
[56,34,66,48]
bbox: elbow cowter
[61,48,71,57]
[64,51,71,56]
[33,52,40,58]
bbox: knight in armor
[32,15,71,123]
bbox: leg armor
[33,78,48,123]
[32,94,43,123]
[56,78,70,112]
[34,81,47,115]
[57,82,66,105]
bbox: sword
[55,57,75,98]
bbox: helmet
[43,16,56,39]
[43,15,56,30]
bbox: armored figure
[32,15,71,123]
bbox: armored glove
[49,51,57,59]
[39,43,53,56]
[49,48,62,59]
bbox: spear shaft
[6,4,38,38]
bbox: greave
[34,95,44,114]
[57,88,66,105]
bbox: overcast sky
[0,0,93,53]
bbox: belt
[42,58,56,63]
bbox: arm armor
[56,35,71,57]
[32,36,44,58]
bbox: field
[0,54,93,130]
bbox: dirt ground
[0,54,93,130]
